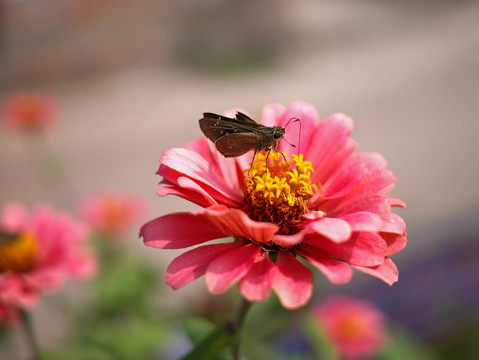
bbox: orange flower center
[0,232,38,273]
[243,152,313,239]
[101,197,129,230]
[18,96,46,126]
[339,315,363,340]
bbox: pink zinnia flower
[0,202,96,309]
[2,93,57,132]
[314,295,388,359]
[80,190,147,238]
[141,102,407,309]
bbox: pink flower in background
[2,93,58,132]
[314,295,388,359]
[80,191,147,238]
[0,202,96,309]
[0,303,18,325]
[141,101,407,309]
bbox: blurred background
[1,0,478,359]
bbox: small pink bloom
[80,190,147,238]
[141,102,407,309]
[314,295,388,359]
[2,93,58,132]
[0,202,96,309]
[0,303,19,325]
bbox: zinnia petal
[141,212,226,249]
[308,231,387,267]
[297,246,352,284]
[261,103,287,127]
[353,257,399,285]
[159,147,242,205]
[381,213,406,234]
[306,217,351,243]
[306,113,356,183]
[383,232,407,256]
[274,101,320,156]
[206,243,260,293]
[239,252,277,301]
[166,242,244,290]
[272,252,313,309]
[339,212,383,232]
[191,205,279,244]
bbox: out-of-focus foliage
[44,245,172,360]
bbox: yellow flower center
[0,232,38,273]
[243,152,313,239]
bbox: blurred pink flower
[314,295,388,359]
[141,102,407,309]
[0,303,19,325]
[0,202,96,309]
[2,93,58,132]
[80,191,147,238]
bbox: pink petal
[297,246,353,284]
[261,103,287,127]
[69,253,97,279]
[275,101,320,156]
[159,147,242,204]
[355,169,397,198]
[308,231,387,267]
[0,202,29,232]
[206,243,260,293]
[191,205,279,244]
[381,213,406,234]
[340,212,383,232]
[271,230,306,248]
[272,252,313,309]
[302,210,326,221]
[306,217,351,243]
[158,166,238,208]
[306,113,355,184]
[239,252,277,301]
[346,152,388,172]
[157,182,216,208]
[141,212,226,249]
[166,242,245,290]
[383,232,407,256]
[353,257,398,285]
[389,197,406,208]
[334,195,391,219]
[322,162,368,199]
[188,136,247,190]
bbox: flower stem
[20,309,41,360]
[229,298,253,360]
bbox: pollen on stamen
[243,152,314,237]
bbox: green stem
[20,309,41,360]
[229,298,253,360]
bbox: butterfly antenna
[284,117,301,156]
[297,119,302,156]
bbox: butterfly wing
[199,116,232,142]
[199,112,260,142]
[214,132,261,157]
[235,112,257,124]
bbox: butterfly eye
[273,127,285,139]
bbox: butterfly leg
[248,148,258,175]
[272,145,292,171]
